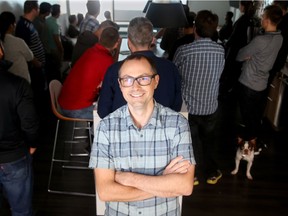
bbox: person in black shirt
[168,12,195,61]
[218,11,234,42]
[0,42,39,216]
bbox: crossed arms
[94,156,195,202]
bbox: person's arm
[30,148,37,154]
[97,64,118,118]
[95,168,154,202]
[53,34,64,58]
[95,156,193,202]
[19,38,34,62]
[112,37,122,62]
[236,36,261,62]
[171,64,183,112]
[17,79,40,151]
[115,163,194,198]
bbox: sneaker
[193,177,199,186]
[206,170,222,184]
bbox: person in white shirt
[0,11,34,83]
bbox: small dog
[231,140,255,180]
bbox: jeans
[0,154,33,216]
[61,104,94,119]
[188,110,219,178]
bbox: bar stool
[48,79,95,197]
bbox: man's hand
[29,147,36,155]
[163,156,191,175]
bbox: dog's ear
[238,138,245,146]
[248,141,255,150]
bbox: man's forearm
[115,166,194,198]
[95,169,154,202]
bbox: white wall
[0,0,25,20]
[188,1,231,26]
[0,0,237,28]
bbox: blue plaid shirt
[79,14,100,33]
[173,38,225,115]
[89,102,195,216]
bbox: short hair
[273,1,288,11]
[99,27,119,49]
[104,11,111,19]
[77,13,84,24]
[39,2,51,14]
[226,11,234,20]
[186,12,195,28]
[86,0,100,16]
[51,4,60,17]
[0,11,16,41]
[99,20,119,31]
[69,15,77,24]
[240,0,256,18]
[195,10,218,38]
[128,17,153,47]
[264,5,283,26]
[119,54,157,77]
[24,0,39,14]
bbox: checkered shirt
[79,14,100,33]
[173,38,225,115]
[89,102,195,216]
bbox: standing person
[0,43,40,216]
[173,10,225,185]
[71,20,119,67]
[80,0,100,33]
[168,12,195,61]
[218,11,234,42]
[219,0,257,98]
[89,54,195,216]
[33,2,51,52]
[67,15,80,38]
[58,27,120,119]
[15,0,46,116]
[104,11,112,20]
[0,11,34,83]
[45,4,64,82]
[77,13,84,28]
[97,17,182,119]
[269,1,288,83]
[236,5,283,150]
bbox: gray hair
[128,17,153,47]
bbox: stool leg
[48,119,60,192]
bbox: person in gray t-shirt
[236,5,283,152]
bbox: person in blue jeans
[0,42,39,216]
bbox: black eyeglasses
[119,74,157,87]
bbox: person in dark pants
[15,0,47,119]
[173,10,225,185]
[0,43,40,216]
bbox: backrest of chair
[49,80,67,120]
[49,80,93,122]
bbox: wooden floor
[1,93,288,216]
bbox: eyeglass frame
[118,74,158,87]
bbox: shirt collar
[85,13,96,20]
[133,50,155,58]
[124,101,161,129]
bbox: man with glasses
[89,54,195,216]
[97,17,182,118]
